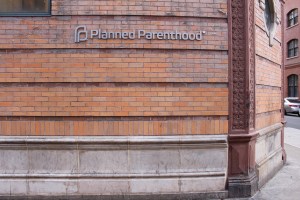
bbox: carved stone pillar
[228,0,258,197]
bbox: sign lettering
[75,26,206,43]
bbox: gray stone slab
[0,180,27,195]
[28,150,78,174]
[180,177,226,192]
[256,128,281,165]
[79,150,128,174]
[77,179,129,195]
[128,149,180,174]
[0,150,29,174]
[28,180,78,195]
[130,178,179,194]
[180,148,227,172]
[256,150,283,188]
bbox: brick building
[284,0,300,97]
[0,0,285,199]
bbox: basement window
[0,0,50,16]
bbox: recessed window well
[263,0,277,46]
[264,0,273,32]
[0,0,50,16]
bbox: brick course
[0,83,228,117]
[0,49,228,83]
[51,0,228,18]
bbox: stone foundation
[255,123,284,188]
[0,135,228,197]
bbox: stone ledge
[0,191,228,200]
[0,135,228,150]
[0,171,226,179]
[0,135,228,144]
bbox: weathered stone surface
[0,135,228,196]
[255,123,284,188]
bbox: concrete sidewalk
[251,127,300,200]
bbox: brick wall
[255,0,282,130]
[0,83,228,117]
[0,49,228,83]
[284,0,300,97]
[51,0,227,18]
[0,16,228,49]
[0,1,229,136]
[284,0,300,67]
[256,56,281,87]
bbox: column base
[228,172,258,198]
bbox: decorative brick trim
[228,0,258,197]
[230,0,255,131]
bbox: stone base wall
[255,123,284,188]
[0,135,228,197]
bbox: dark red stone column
[228,0,258,197]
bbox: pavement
[250,127,300,200]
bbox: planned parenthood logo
[75,25,206,43]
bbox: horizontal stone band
[0,135,227,144]
[0,171,226,179]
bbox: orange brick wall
[256,56,281,87]
[0,16,228,49]
[0,84,228,117]
[0,50,228,83]
[255,27,281,64]
[256,111,281,130]
[51,0,228,18]
[0,1,229,136]
[256,86,281,114]
[255,0,282,130]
